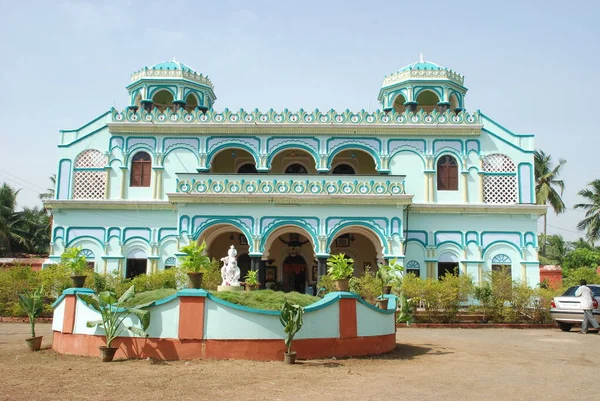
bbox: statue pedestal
[217,285,243,292]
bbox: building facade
[45,58,546,292]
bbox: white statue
[220,245,241,286]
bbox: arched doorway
[283,254,307,293]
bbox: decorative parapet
[382,68,464,87]
[174,174,406,197]
[110,107,480,126]
[130,68,214,88]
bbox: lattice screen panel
[482,154,516,172]
[75,150,107,168]
[483,175,517,204]
[72,171,106,200]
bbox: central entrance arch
[283,254,307,293]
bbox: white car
[550,284,600,332]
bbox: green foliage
[60,247,90,276]
[400,272,474,323]
[326,253,354,280]
[349,268,380,303]
[200,259,222,291]
[18,285,44,338]
[562,248,600,271]
[210,289,319,310]
[575,179,600,242]
[0,265,41,317]
[375,258,404,297]
[178,241,211,273]
[562,267,600,288]
[316,274,336,296]
[121,288,177,308]
[279,300,304,354]
[79,286,151,348]
[396,292,414,325]
[244,270,259,285]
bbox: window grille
[72,150,107,200]
[482,154,517,204]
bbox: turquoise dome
[398,60,444,72]
[150,59,197,73]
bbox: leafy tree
[570,237,594,251]
[539,234,571,265]
[0,183,26,255]
[575,179,600,243]
[534,150,566,254]
[561,248,600,271]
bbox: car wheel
[558,322,572,332]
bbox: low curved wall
[51,288,397,361]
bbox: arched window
[285,163,308,174]
[437,155,458,191]
[332,164,355,175]
[130,152,152,187]
[72,150,108,200]
[491,254,512,273]
[237,163,258,174]
[164,257,177,269]
[406,260,421,278]
[482,154,517,204]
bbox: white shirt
[575,285,595,310]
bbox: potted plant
[326,253,354,291]
[279,300,304,364]
[17,286,45,351]
[178,240,211,289]
[244,270,259,291]
[375,258,404,309]
[79,285,150,362]
[61,247,90,288]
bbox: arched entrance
[197,224,250,270]
[329,226,385,276]
[283,254,307,293]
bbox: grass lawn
[123,288,319,310]
[209,289,320,310]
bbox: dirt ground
[0,323,596,401]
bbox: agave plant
[79,286,150,348]
[279,300,304,355]
[18,286,44,338]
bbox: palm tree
[14,207,50,254]
[543,234,571,265]
[534,150,566,253]
[39,174,56,201]
[571,237,593,250]
[0,183,26,255]
[574,179,600,243]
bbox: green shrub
[0,265,41,317]
[349,268,380,303]
[562,267,600,288]
[316,274,336,295]
[200,259,222,290]
[210,289,318,310]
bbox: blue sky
[1,0,598,241]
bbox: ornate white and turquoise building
[44,58,546,292]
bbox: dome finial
[419,53,424,63]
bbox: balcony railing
[173,174,406,197]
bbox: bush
[562,267,600,288]
[0,265,41,317]
[349,268,380,303]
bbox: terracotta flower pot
[70,275,87,288]
[383,286,392,295]
[334,279,349,292]
[99,346,118,362]
[245,284,258,291]
[25,336,43,352]
[284,351,297,364]
[376,298,388,310]
[187,272,204,289]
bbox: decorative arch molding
[482,242,523,264]
[110,137,125,151]
[465,231,479,246]
[433,149,463,168]
[492,254,511,264]
[434,231,464,247]
[325,217,388,254]
[123,239,150,259]
[414,87,443,100]
[389,89,409,106]
[158,228,178,243]
[266,137,319,155]
[125,137,157,153]
[481,232,521,252]
[405,230,429,247]
[266,143,319,170]
[260,222,318,257]
[66,227,105,247]
[524,232,536,247]
[197,223,249,252]
[205,138,261,168]
[162,137,200,155]
[326,224,386,259]
[147,85,178,100]
[388,139,426,156]
[191,216,254,252]
[433,139,463,155]
[122,227,152,244]
[325,139,381,169]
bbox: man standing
[575,279,600,334]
